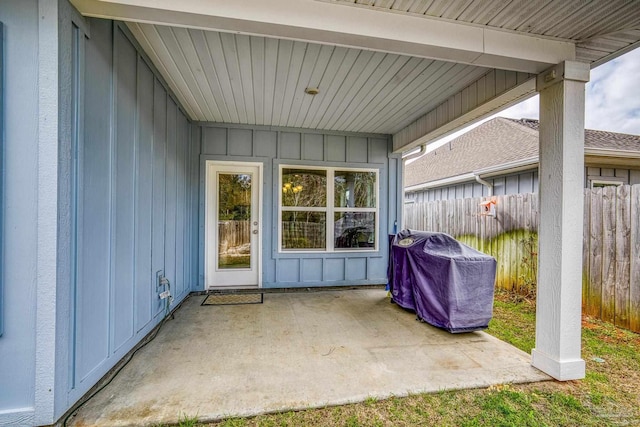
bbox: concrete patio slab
[68,289,550,426]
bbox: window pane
[218,173,251,220]
[218,173,252,268]
[282,211,326,250]
[334,212,375,249]
[334,171,376,208]
[282,168,327,207]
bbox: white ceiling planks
[122,0,638,135]
[128,21,490,134]
[369,64,487,134]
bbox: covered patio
[3,1,639,425]
[68,288,548,426]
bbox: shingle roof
[404,117,640,188]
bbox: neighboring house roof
[405,117,640,190]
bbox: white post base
[532,348,585,381]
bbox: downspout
[474,173,493,196]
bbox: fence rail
[404,184,640,333]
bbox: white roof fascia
[473,156,539,178]
[71,0,575,73]
[585,147,640,159]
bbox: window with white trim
[279,166,378,252]
[590,179,623,188]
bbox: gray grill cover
[389,230,497,333]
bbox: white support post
[532,61,589,381]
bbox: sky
[422,47,640,154]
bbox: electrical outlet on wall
[156,270,165,290]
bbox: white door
[206,161,262,289]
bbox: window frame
[590,179,623,189]
[278,164,379,253]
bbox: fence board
[630,185,640,332]
[516,194,525,291]
[498,197,507,289]
[588,188,603,318]
[509,195,517,290]
[615,185,631,329]
[601,186,617,323]
[478,199,485,253]
[582,189,591,313]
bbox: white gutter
[473,156,539,178]
[585,148,640,159]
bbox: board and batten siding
[199,125,401,288]
[406,169,539,202]
[0,1,40,422]
[587,166,640,186]
[71,18,198,404]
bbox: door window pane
[282,168,327,207]
[218,173,251,269]
[334,212,376,249]
[334,171,376,208]
[281,211,326,250]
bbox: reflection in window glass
[282,211,326,250]
[334,212,376,249]
[282,168,327,207]
[334,171,376,208]
[217,173,252,269]
[218,174,251,220]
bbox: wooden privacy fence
[282,221,325,249]
[404,192,540,294]
[218,220,250,253]
[584,185,640,332]
[219,220,325,250]
[404,184,640,333]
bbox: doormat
[201,293,263,306]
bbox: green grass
[199,291,640,427]
[488,292,537,353]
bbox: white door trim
[205,160,263,289]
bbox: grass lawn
[185,291,640,427]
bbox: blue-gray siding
[0,1,39,420]
[587,166,640,186]
[407,170,539,202]
[70,19,198,403]
[407,166,640,202]
[199,126,400,287]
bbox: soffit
[71,0,640,136]
[128,22,489,133]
